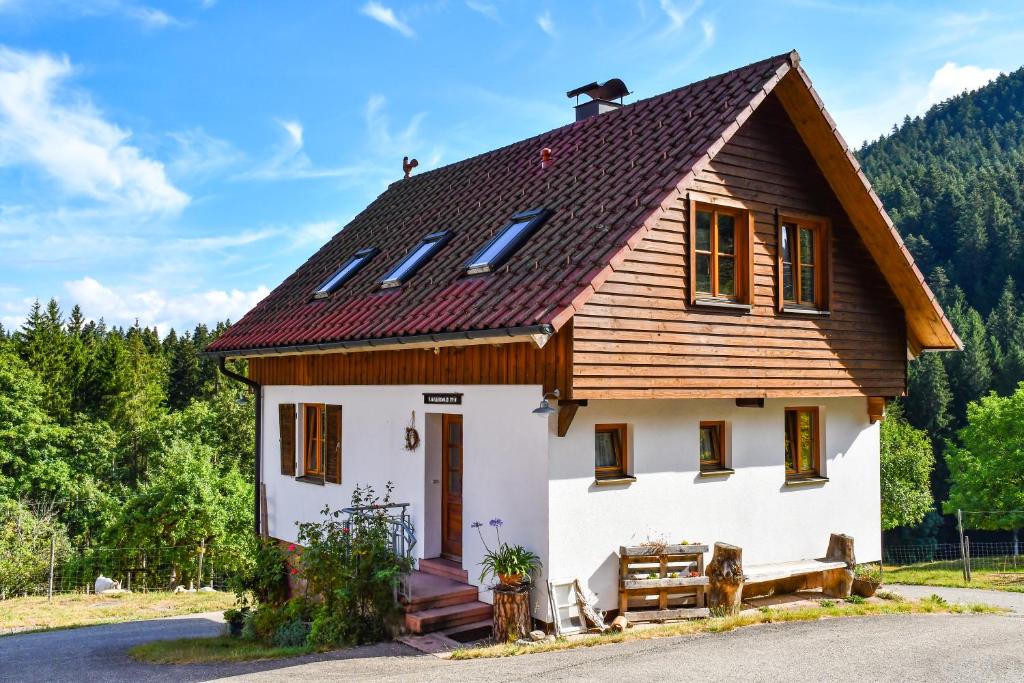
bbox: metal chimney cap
[566,78,630,102]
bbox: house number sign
[423,392,463,405]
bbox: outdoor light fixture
[532,388,560,415]
[236,394,250,407]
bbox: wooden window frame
[688,199,754,306]
[595,423,628,480]
[784,407,821,478]
[699,420,726,472]
[303,403,325,478]
[777,212,831,312]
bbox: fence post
[198,539,205,588]
[957,509,968,582]
[964,536,972,582]
[48,534,56,601]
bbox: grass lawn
[130,636,312,664]
[884,559,1024,593]
[450,595,1002,660]
[0,591,235,635]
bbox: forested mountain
[859,63,1024,542]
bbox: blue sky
[0,0,1021,334]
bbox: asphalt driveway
[0,604,1021,682]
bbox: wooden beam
[867,396,886,423]
[557,400,587,437]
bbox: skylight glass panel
[380,231,451,288]
[313,247,378,299]
[465,208,549,275]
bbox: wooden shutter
[278,404,296,476]
[324,404,342,484]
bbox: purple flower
[471,521,483,529]
[489,518,503,528]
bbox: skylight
[313,247,378,299]
[380,231,451,288]
[465,208,550,275]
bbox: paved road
[1,610,1021,682]
[890,584,1024,614]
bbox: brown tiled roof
[207,52,797,354]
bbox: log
[821,533,855,598]
[493,585,532,643]
[610,615,629,632]
[706,542,744,615]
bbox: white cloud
[360,2,414,38]
[465,1,498,21]
[122,5,177,28]
[537,9,557,37]
[166,127,243,181]
[237,118,370,181]
[289,219,344,248]
[0,1,182,29]
[922,62,1000,109]
[0,46,189,214]
[700,19,714,43]
[64,276,270,332]
[277,119,303,147]
[659,0,701,33]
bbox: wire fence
[0,543,241,601]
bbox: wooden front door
[441,414,463,560]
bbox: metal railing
[340,502,416,602]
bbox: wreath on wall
[405,411,421,451]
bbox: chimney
[566,78,630,122]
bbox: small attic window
[313,248,379,299]
[380,230,451,289]
[465,208,550,275]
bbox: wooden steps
[403,559,489,635]
[418,557,469,583]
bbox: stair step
[405,601,493,634]
[404,571,479,612]
[418,557,469,583]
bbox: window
[300,403,343,483]
[595,424,628,480]
[313,248,378,298]
[380,231,451,288]
[699,421,725,471]
[779,216,829,310]
[465,208,549,274]
[303,404,325,476]
[784,407,820,477]
[690,202,752,304]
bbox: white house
[207,51,960,633]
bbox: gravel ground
[1,603,1021,682]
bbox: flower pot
[227,620,244,638]
[498,573,524,587]
[852,578,880,598]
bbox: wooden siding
[572,94,907,400]
[249,326,573,396]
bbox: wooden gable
[571,94,907,399]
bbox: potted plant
[224,607,249,637]
[473,519,542,587]
[853,563,882,597]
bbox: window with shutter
[325,404,342,484]
[278,404,296,476]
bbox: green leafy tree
[0,500,72,598]
[944,385,1024,548]
[880,406,935,530]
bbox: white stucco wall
[546,397,881,612]
[260,384,551,611]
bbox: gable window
[465,208,550,275]
[380,231,451,288]
[689,201,753,306]
[595,423,628,480]
[784,407,820,478]
[314,248,379,299]
[300,403,343,484]
[699,421,726,472]
[778,216,829,311]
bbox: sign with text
[423,392,463,405]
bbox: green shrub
[297,483,413,647]
[818,599,836,608]
[846,594,866,604]
[876,590,905,602]
[854,563,883,583]
[249,603,289,642]
[273,619,311,648]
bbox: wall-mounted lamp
[532,388,560,415]
[236,394,250,407]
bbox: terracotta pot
[498,573,524,586]
[852,577,880,598]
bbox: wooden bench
[705,534,855,614]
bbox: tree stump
[493,584,532,643]
[822,533,855,598]
[706,543,744,615]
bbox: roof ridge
[393,50,799,188]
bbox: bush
[0,500,72,598]
[854,563,883,583]
[297,483,413,647]
[273,619,311,648]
